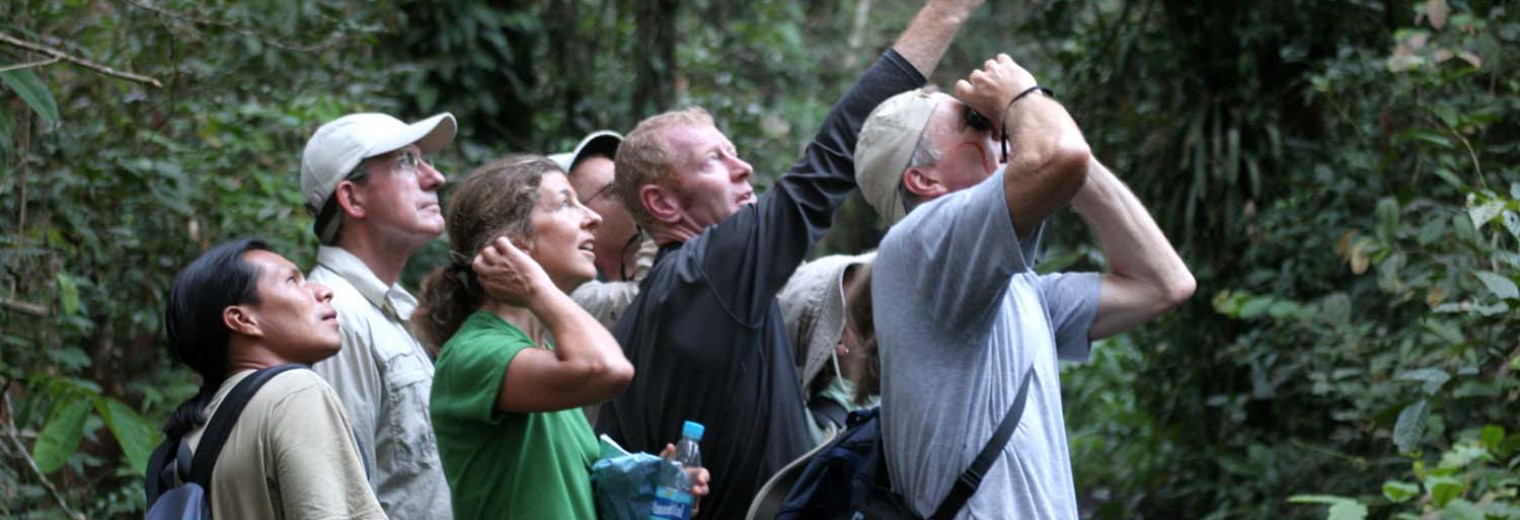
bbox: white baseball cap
[549,130,623,173]
[855,89,943,226]
[300,112,457,242]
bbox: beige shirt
[186,369,384,520]
[308,246,452,520]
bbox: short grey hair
[897,122,939,213]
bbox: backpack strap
[929,365,1036,520]
[186,364,305,488]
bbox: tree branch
[0,31,163,88]
[0,56,60,74]
[0,298,48,317]
[1,389,86,520]
[122,0,347,53]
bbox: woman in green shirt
[414,155,709,520]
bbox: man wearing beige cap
[299,112,456,520]
[549,130,656,330]
[855,55,1195,518]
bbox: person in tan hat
[593,1,991,518]
[854,55,1196,519]
[299,112,457,520]
[776,252,877,444]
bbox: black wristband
[1008,85,1054,110]
[997,86,1053,164]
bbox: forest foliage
[1,0,1516,518]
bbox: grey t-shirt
[874,167,1101,519]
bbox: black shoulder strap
[930,365,1036,520]
[186,364,305,488]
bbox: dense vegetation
[1,0,1515,518]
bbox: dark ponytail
[162,238,269,438]
[414,155,553,353]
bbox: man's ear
[902,167,948,199]
[639,183,683,226]
[223,305,262,339]
[335,180,367,220]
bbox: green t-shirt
[431,311,600,520]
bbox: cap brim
[552,130,623,172]
[366,112,457,158]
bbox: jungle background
[1,0,1516,518]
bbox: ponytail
[163,383,221,438]
[414,264,484,356]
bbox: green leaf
[1240,297,1273,319]
[1395,368,1451,394]
[1394,399,1428,453]
[1479,425,1505,451]
[0,69,61,125]
[1473,271,1519,300]
[55,273,80,316]
[1422,319,1465,345]
[94,397,158,473]
[1468,199,1505,229]
[1437,442,1490,470]
[1288,495,1367,520]
[31,394,92,473]
[1382,480,1420,503]
[1328,501,1368,520]
[1424,475,1465,507]
[1438,499,1483,520]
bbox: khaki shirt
[187,369,384,520]
[309,246,453,520]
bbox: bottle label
[649,487,693,520]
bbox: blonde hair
[613,107,716,228]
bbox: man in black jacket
[595,1,989,517]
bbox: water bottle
[649,421,704,520]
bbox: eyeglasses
[391,150,432,176]
[580,181,617,206]
[962,107,1009,165]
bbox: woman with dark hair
[162,238,384,520]
[416,155,708,520]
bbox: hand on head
[471,236,553,307]
[954,53,1038,124]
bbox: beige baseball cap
[855,89,944,225]
[549,130,623,173]
[300,112,457,243]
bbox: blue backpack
[143,365,302,520]
[775,368,1035,520]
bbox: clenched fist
[954,53,1039,126]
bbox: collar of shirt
[315,246,418,321]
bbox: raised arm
[472,237,634,413]
[1072,159,1196,339]
[956,54,1092,236]
[893,0,987,77]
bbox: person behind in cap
[854,54,1196,518]
[411,155,709,520]
[161,238,385,520]
[776,252,878,444]
[593,1,988,517]
[549,130,656,330]
[299,112,457,519]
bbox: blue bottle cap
[682,421,705,440]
